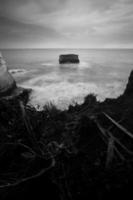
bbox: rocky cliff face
[0,52,16,97]
[123,70,133,96]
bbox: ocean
[1,49,133,109]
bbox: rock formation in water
[59,54,80,64]
[0,52,17,97]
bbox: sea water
[1,49,133,109]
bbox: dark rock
[123,70,133,96]
[59,54,80,64]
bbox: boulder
[59,54,80,64]
[0,52,17,97]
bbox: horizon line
[1,47,133,50]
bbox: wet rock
[59,54,80,64]
[0,52,16,97]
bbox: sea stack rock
[0,52,16,97]
[59,54,80,64]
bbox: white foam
[41,61,91,70]
[78,61,92,69]
[21,76,125,110]
[41,63,55,66]
[9,69,28,75]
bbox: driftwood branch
[106,137,115,169]
[103,112,133,139]
[0,158,55,189]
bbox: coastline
[0,70,133,199]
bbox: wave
[41,61,91,70]
[21,75,125,110]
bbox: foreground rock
[59,54,80,64]
[0,52,31,101]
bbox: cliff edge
[0,52,16,97]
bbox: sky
[0,0,133,48]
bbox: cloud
[0,0,133,48]
[0,16,64,48]
[0,0,67,23]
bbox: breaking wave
[21,73,125,110]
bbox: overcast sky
[0,0,133,48]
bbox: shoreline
[0,70,133,199]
